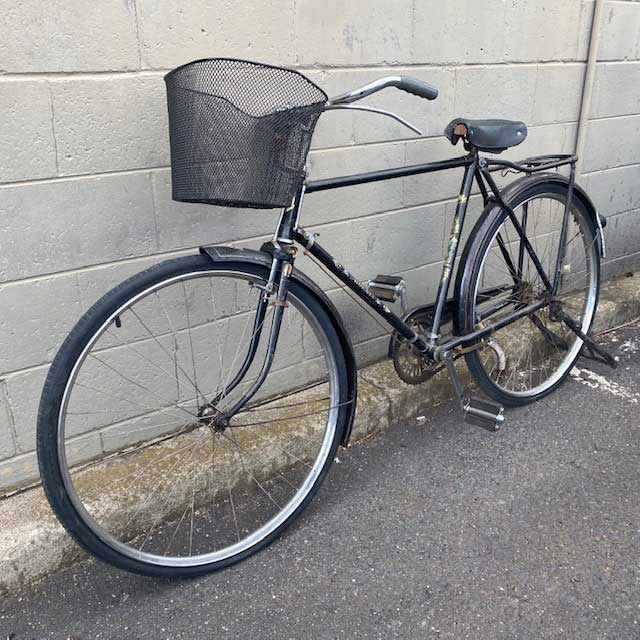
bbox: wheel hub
[199,404,228,432]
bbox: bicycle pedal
[463,397,505,432]
[368,275,408,314]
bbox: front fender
[199,244,358,447]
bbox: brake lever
[324,104,423,136]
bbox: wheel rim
[57,269,340,567]
[470,193,598,397]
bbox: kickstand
[554,308,617,369]
[581,340,618,368]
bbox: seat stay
[550,163,577,297]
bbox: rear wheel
[459,179,600,406]
[37,254,349,577]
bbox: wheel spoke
[52,265,341,570]
[469,192,597,398]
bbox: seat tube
[429,154,478,343]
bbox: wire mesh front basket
[164,58,327,209]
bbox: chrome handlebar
[328,76,438,105]
[326,75,438,135]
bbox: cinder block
[307,139,406,181]
[306,69,358,150]
[592,62,640,118]
[0,452,38,491]
[3,367,48,454]
[532,64,585,125]
[502,122,578,164]
[598,209,640,261]
[137,0,296,69]
[582,115,640,173]
[403,137,470,207]
[602,250,640,280]
[412,0,506,64]
[582,164,640,217]
[151,169,279,252]
[454,65,537,123]
[304,141,405,225]
[0,173,156,282]
[352,335,389,369]
[294,0,413,65]
[414,0,583,65]
[503,0,584,62]
[51,76,169,176]
[0,2,139,73]
[74,254,180,312]
[298,201,447,292]
[578,1,596,61]
[0,274,83,374]
[0,384,16,461]
[0,82,57,183]
[598,1,640,62]
[397,261,445,311]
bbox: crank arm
[443,351,504,431]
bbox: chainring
[389,309,441,385]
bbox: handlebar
[328,75,438,105]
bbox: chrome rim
[471,194,598,397]
[57,269,340,567]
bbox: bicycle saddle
[444,118,527,153]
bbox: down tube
[293,229,416,342]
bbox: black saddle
[444,118,527,153]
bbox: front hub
[199,405,229,432]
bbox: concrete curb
[1,273,639,593]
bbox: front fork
[206,198,301,427]
[216,253,294,424]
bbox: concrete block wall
[0,0,639,490]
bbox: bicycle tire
[37,254,350,577]
[457,178,600,406]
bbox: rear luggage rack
[486,153,576,174]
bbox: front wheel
[37,254,349,577]
[458,179,600,407]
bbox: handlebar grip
[397,76,438,100]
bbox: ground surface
[1,321,639,639]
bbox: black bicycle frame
[219,149,578,421]
[294,150,569,360]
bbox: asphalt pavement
[1,321,639,639]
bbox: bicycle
[37,58,615,577]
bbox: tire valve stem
[115,315,122,328]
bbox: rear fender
[199,244,358,447]
[452,173,605,335]
[488,173,606,255]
